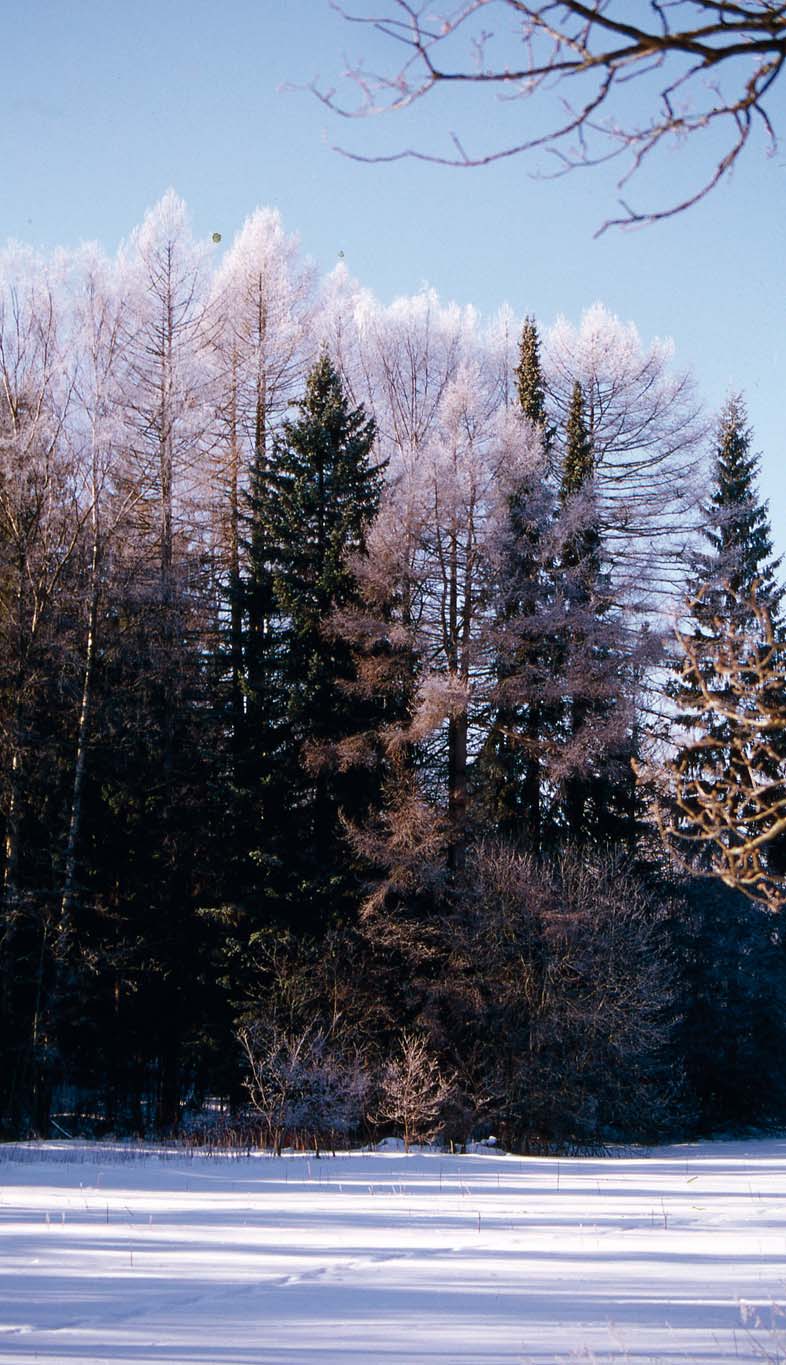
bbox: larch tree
[0,246,85,1130]
[315,284,493,879]
[207,210,315,935]
[57,244,136,948]
[559,380,601,841]
[543,304,705,614]
[210,209,314,770]
[113,192,217,1127]
[348,355,544,886]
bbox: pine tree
[559,380,597,841]
[561,381,596,555]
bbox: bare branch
[317,1,786,229]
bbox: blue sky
[4,0,784,548]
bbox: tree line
[2,192,785,1148]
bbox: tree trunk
[58,541,99,947]
[447,711,468,874]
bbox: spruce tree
[260,352,384,931]
[557,382,637,847]
[673,395,782,742]
[691,395,780,617]
[669,395,785,886]
[476,318,550,850]
[559,381,597,840]
[561,381,593,499]
[515,316,548,429]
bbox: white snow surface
[1,1138,786,1363]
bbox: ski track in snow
[1,1139,786,1363]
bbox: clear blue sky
[4,1,784,548]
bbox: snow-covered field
[2,1139,786,1364]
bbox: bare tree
[239,1018,370,1155]
[0,249,82,930]
[542,304,705,609]
[318,1,785,229]
[57,245,141,947]
[210,210,314,756]
[120,191,215,610]
[645,585,786,910]
[375,1030,455,1149]
[439,844,681,1148]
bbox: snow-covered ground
[2,1139,786,1363]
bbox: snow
[2,1139,786,1363]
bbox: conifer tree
[258,352,383,930]
[515,316,548,429]
[672,396,781,746]
[557,381,638,847]
[561,381,593,500]
[477,318,551,849]
[667,396,785,893]
[559,381,597,840]
[692,395,780,618]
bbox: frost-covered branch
[643,585,786,910]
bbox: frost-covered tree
[0,245,100,1131]
[375,1031,455,1151]
[543,303,705,612]
[658,588,786,909]
[210,209,314,763]
[358,360,542,873]
[239,1018,369,1154]
[0,251,79,921]
[107,195,220,1126]
[121,192,213,581]
[688,395,781,618]
[659,399,786,906]
[57,245,139,943]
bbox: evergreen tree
[257,352,384,932]
[559,380,597,841]
[690,395,780,618]
[476,319,551,850]
[515,316,548,429]
[562,382,590,488]
[668,395,786,893]
[557,381,638,847]
[672,397,781,764]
